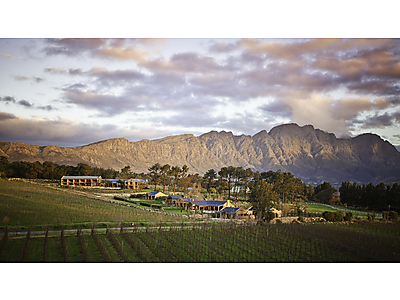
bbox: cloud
[0,96,16,103]
[361,112,400,129]
[329,97,393,121]
[96,47,148,61]
[43,38,108,56]
[11,74,44,83]
[1,95,56,111]
[0,53,24,60]
[0,115,144,147]
[39,38,400,141]
[283,94,350,138]
[61,89,145,116]
[18,100,33,107]
[42,38,164,62]
[0,111,17,121]
[37,105,57,111]
[208,41,237,53]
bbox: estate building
[61,176,102,187]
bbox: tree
[313,181,336,204]
[215,177,228,198]
[121,165,132,178]
[248,172,278,223]
[77,163,92,176]
[232,166,244,200]
[42,161,57,179]
[218,166,236,200]
[0,156,11,178]
[26,161,42,179]
[148,163,162,191]
[169,166,181,193]
[203,169,217,196]
[160,164,171,192]
[241,168,254,201]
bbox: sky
[1,4,400,148]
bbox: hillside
[1,123,400,184]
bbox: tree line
[3,155,398,214]
[0,157,120,180]
[340,181,400,211]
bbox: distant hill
[1,123,400,184]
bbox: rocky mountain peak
[1,123,400,184]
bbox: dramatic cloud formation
[0,114,139,146]
[1,38,400,146]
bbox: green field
[1,222,399,262]
[0,179,182,229]
[2,179,400,263]
[306,203,380,219]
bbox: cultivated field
[1,222,399,262]
[1,178,399,263]
[0,179,182,229]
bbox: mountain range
[1,123,400,184]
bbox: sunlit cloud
[1,38,400,146]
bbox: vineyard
[1,222,399,262]
[0,179,182,228]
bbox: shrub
[334,211,343,222]
[266,211,276,222]
[322,211,335,222]
[344,212,353,222]
[322,211,343,222]
[130,194,144,198]
[389,211,398,221]
[382,211,390,221]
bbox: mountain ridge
[1,123,400,184]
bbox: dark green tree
[313,181,336,204]
[160,164,171,192]
[77,163,92,176]
[203,169,217,196]
[248,172,278,223]
[148,163,162,191]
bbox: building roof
[104,179,127,182]
[168,195,184,199]
[104,178,147,183]
[132,179,147,183]
[146,191,167,196]
[190,200,227,207]
[219,207,241,214]
[62,176,101,180]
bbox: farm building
[219,207,255,220]
[166,194,190,207]
[270,207,282,218]
[143,191,168,200]
[61,176,102,187]
[103,178,148,189]
[189,199,234,211]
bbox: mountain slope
[1,123,400,184]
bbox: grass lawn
[306,203,338,213]
[306,202,380,218]
[0,179,182,229]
